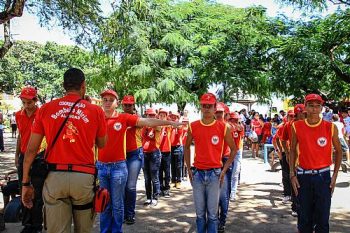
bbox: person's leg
[218,163,229,228]
[164,152,171,192]
[150,150,162,202]
[175,146,183,186]
[171,147,176,183]
[281,152,291,198]
[297,174,314,233]
[30,175,45,231]
[192,169,206,233]
[125,148,143,220]
[70,172,95,233]
[206,169,221,233]
[159,152,165,192]
[18,153,32,230]
[0,129,4,151]
[43,172,73,233]
[110,162,128,233]
[231,151,242,200]
[96,162,113,233]
[143,153,152,201]
[313,171,331,233]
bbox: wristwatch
[22,182,31,186]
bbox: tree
[0,0,103,58]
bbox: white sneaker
[230,195,236,201]
[150,199,158,206]
[143,199,152,206]
[282,196,291,204]
[291,211,298,217]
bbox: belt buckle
[68,164,73,171]
[311,169,317,175]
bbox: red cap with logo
[100,90,118,99]
[121,95,135,104]
[229,112,240,119]
[223,105,230,114]
[287,110,295,116]
[19,86,37,100]
[170,112,180,118]
[200,93,216,104]
[304,94,324,104]
[216,102,225,112]
[145,108,156,115]
[294,104,305,114]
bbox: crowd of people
[0,67,346,233]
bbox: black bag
[29,99,81,178]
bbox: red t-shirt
[16,108,39,154]
[230,123,243,150]
[190,120,227,169]
[262,122,272,136]
[293,119,333,170]
[98,113,139,162]
[171,127,183,146]
[251,119,263,135]
[32,93,107,165]
[159,126,172,152]
[126,114,142,152]
[142,127,161,153]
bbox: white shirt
[333,121,345,139]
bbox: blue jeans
[218,157,232,226]
[97,161,128,233]
[297,170,332,233]
[231,150,242,199]
[159,152,171,191]
[125,147,143,218]
[143,150,161,199]
[192,168,221,233]
[171,145,183,183]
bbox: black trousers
[18,154,45,231]
[280,152,291,196]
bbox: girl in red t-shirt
[250,112,264,158]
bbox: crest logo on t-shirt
[163,131,167,136]
[211,135,219,145]
[63,121,79,143]
[234,132,238,138]
[114,122,122,131]
[149,131,154,138]
[317,137,327,147]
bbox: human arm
[331,125,342,195]
[137,118,184,128]
[15,135,21,168]
[289,125,300,196]
[22,133,44,208]
[184,128,193,183]
[221,126,238,185]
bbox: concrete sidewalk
[1,132,350,232]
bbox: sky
[1,0,342,46]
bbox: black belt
[191,167,221,172]
[48,164,96,175]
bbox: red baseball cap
[216,102,225,112]
[294,104,305,114]
[19,86,37,100]
[100,90,118,99]
[200,93,216,105]
[170,112,180,118]
[145,108,156,115]
[229,112,240,119]
[122,95,135,104]
[224,105,230,114]
[287,110,295,116]
[304,94,324,104]
[158,109,168,115]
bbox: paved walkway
[1,132,350,232]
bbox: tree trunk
[0,21,13,59]
[0,0,26,25]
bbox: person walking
[184,93,238,233]
[15,86,44,233]
[290,94,342,233]
[21,68,108,233]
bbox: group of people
[1,67,343,233]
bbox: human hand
[330,175,337,196]
[290,176,300,196]
[22,185,34,209]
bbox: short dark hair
[63,68,85,91]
